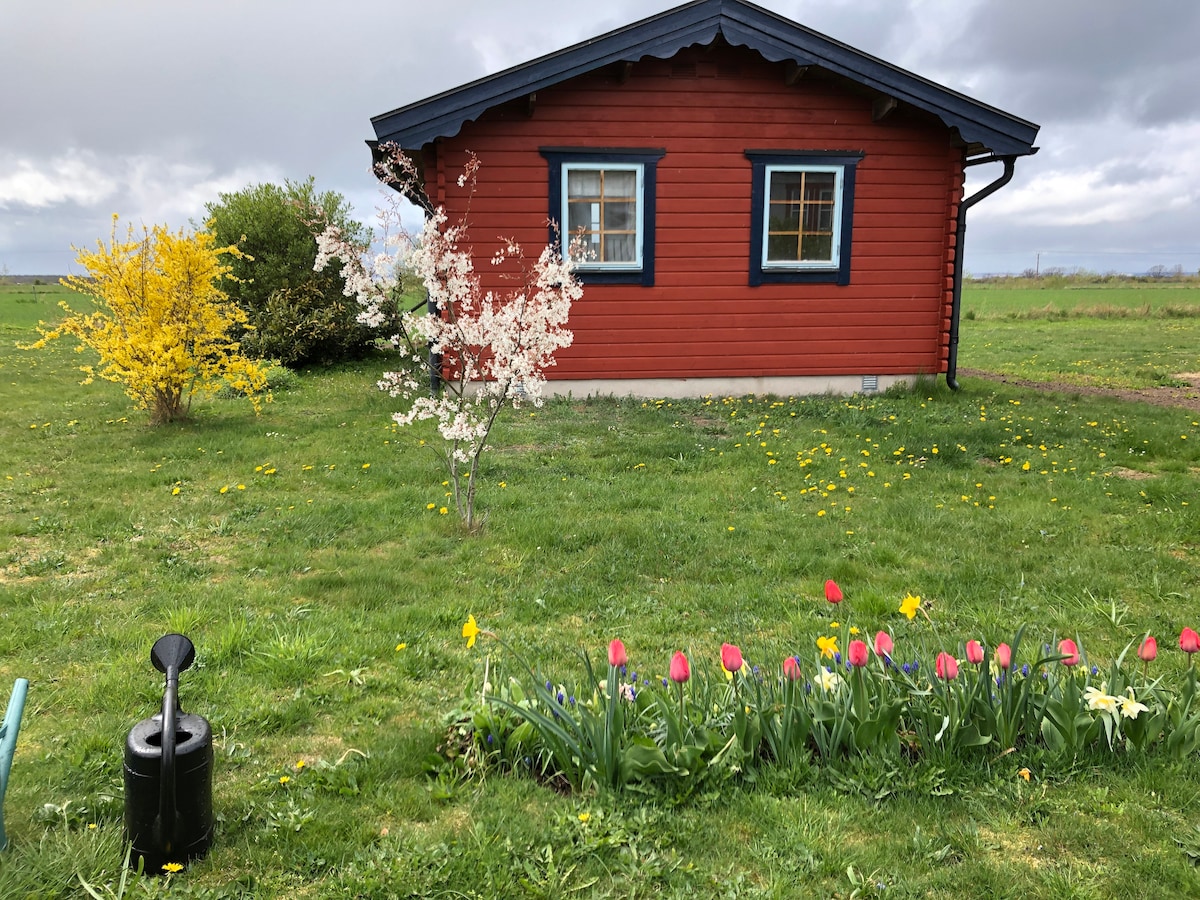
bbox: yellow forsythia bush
[26,216,268,424]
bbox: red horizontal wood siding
[426,43,964,381]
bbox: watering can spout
[0,677,30,851]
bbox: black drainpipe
[946,154,1019,390]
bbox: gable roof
[371,0,1039,158]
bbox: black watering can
[123,634,214,873]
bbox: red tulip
[608,639,627,668]
[824,580,843,604]
[783,656,802,680]
[873,630,894,658]
[848,640,869,668]
[721,642,743,673]
[966,640,984,666]
[1181,628,1200,654]
[935,651,959,681]
[669,651,690,683]
[1137,636,1157,663]
[996,643,1012,671]
[1058,638,1080,666]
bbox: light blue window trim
[561,162,644,270]
[760,163,845,271]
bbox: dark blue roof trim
[371,0,1038,157]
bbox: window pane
[604,233,636,262]
[801,233,833,262]
[567,201,596,234]
[602,200,636,231]
[768,205,801,233]
[605,170,636,198]
[769,172,803,203]
[766,233,797,261]
[567,170,601,199]
[803,172,835,200]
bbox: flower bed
[446,587,1200,795]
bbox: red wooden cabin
[370,0,1038,398]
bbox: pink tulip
[935,651,959,681]
[1137,636,1157,663]
[996,643,1012,671]
[721,642,743,673]
[1181,628,1200,655]
[669,651,690,684]
[824,580,843,604]
[1058,638,1080,666]
[848,640,869,668]
[783,656,802,681]
[966,640,984,666]
[874,631,894,658]
[608,639,627,668]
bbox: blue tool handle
[0,678,30,851]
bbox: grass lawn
[1,283,1200,897]
[960,281,1200,390]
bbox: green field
[960,281,1200,390]
[2,283,1200,897]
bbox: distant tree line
[968,265,1200,287]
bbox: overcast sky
[3,0,1198,276]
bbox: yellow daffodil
[462,614,481,649]
[817,635,838,659]
[899,594,922,620]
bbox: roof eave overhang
[370,0,1039,159]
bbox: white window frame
[561,162,645,270]
[760,164,845,271]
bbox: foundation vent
[861,375,879,392]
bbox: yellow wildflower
[463,614,481,649]
[817,635,838,659]
[899,594,922,620]
[162,862,184,873]
[1018,767,1030,782]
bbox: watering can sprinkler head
[151,634,195,681]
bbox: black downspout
[946,154,1018,390]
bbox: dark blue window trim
[541,147,665,286]
[745,150,863,287]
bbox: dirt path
[958,368,1200,413]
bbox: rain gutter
[946,152,1030,390]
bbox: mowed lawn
[1,282,1199,898]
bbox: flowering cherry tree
[315,145,582,529]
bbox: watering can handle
[157,667,179,855]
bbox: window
[541,149,665,286]
[746,151,863,286]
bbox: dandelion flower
[162,862,184,873]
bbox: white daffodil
[1084,685,1119,715]
[1119,689,1149,720]
[816,667,843,692]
